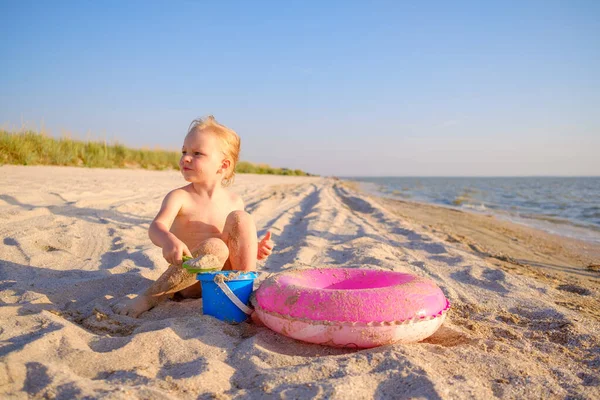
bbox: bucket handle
[214,277,253,315]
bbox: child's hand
[258,231,274,260]
[162,238,192,266]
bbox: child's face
[180,129,228,184]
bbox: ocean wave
[347,176,600,241]
[517,213,600,233]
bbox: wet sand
[1,166,599,399]
[373,193,600,320]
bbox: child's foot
[113,295,155,318]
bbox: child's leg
[114,237,229,317]
[174,211,258,299]
[222,210,262,325]
[221,210,258,272]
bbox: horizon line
[339,175,600,178]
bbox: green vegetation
[0,130,178,169]
[235,161,310,176]
[0,130,314,176]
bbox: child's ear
[220,159,231,173]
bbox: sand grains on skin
[0,165,599,399]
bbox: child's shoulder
[168,184,192,195]
[223,188,245,210]
[163,185,194,201]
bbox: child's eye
[181,151,187,155]
[194,152,203,156]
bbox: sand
[1,165,599,399]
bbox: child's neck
[190,180,223,199]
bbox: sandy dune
[1,166,599,399]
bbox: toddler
[115,116,273,317]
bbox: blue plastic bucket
[197,271,258,323]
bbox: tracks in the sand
[247,180,517,316]
[248,179,427,273]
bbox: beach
[1,165,599,399]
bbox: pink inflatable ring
[253,268,450,348]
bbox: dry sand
[1,165,599,399]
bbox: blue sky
[1,1,599,176]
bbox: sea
[344,177,600,243]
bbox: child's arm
[149,190,192,265]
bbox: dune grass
[0,130,313,176]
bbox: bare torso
[169,185,243,252]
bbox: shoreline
[349,182,600,318]
[348,178,600,245]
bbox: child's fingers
[258,249,272,260]
[259,232,272,245]
[258,250,268,260]
[259,240,274,250]
[175,246,192,265]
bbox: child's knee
[194,238,229,264]
[225,210,254,232]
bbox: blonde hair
[187,115,241,186]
